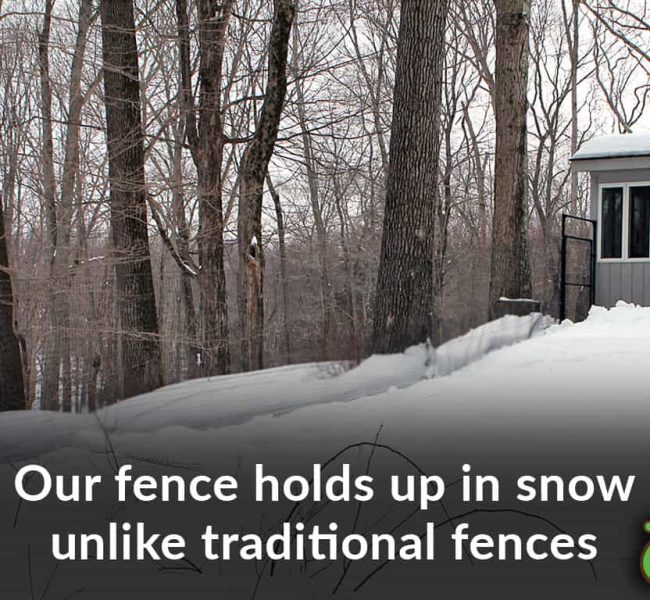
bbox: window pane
[629,186,650,258]
[601,187,623,259]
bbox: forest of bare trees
[0,0,649,411]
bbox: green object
[641,522,650,582]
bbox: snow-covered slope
[0,312,546,463]
[172,301,650,466]
[2,304,650,599]
[4,303,650,463]
[1,302,648,464]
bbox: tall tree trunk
[196,0,232,376]
[238,0,296,372]
[176,0,233,376]
[267,175,291,364]
[0,194,25,411]
[38,0,57,258]
[372,0,449,355]
[50,0,94,411]
[100,0,163,398]
[173,140,201,378]
[489,0,532,317]
[39,0,61,409]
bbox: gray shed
[571,134,650,308]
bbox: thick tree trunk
[489,0,533,317]
[372,0,448,355]
[100,0,163,398]
[0,194,25,411]
[237,0,295,372]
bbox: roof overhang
[570,155,650,173]
[570,134,650,172]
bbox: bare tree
[38,0,61,409]
[40,0,95,411]
[489,0,532,315]
[175,0,234,376]
[100,0,163,398]
[292,19,336,359]
[0,192,25,410]
[237,0,296,372]
[372,0,449,354]
[267,173,292,363]
[563,0,581,213]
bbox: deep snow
[2,304,649,464]
[0,312,547,463]
[2,303,650,599]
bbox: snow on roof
[571,133,650,161]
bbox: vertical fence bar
[560,214,567,323]
[591,219,597,307]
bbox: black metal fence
[560,214,597,322]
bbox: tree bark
[100,0,164,398]
[0,194,25,410]
[489,0,532,317]
[237,0,296,372]
[176,0,233,376]
[267,175,291,364]
[48,0,94,411]
[372,0,449,354]
[39,0,62,409]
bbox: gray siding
[596,262,650,307]
[590,169,650,307]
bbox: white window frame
[598,182,650,263]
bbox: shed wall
[590,169,650,307]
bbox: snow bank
[432,313,549,377]
[7,303,650,465]
[577,301,650,334]
[0,312,552,463]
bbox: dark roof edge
[570,152,650,162]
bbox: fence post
[591,219,597,307]
[560,214,567,322]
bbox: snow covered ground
[1,303,649,464]
[2,303,650,598]
[0,311,547,463]
[148,300,647,467]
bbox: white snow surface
[571,132,650,160]
[0,303,648,465]
[0,313,547,463]
[2,303,649,600]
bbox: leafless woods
[0,0,648,410]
